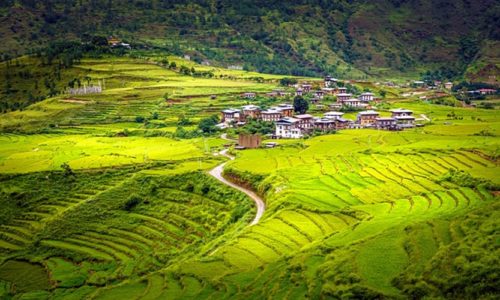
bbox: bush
[123,194,141,211]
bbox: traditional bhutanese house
[390,108,413,118]
[336,87,347,94]
[324,76,334,87]
[314,90,324,99]
[261,108,282,122]
[266,91,279,97]
[324,111,344,120]
[221,109,241,123]
[302,84,312,92]
[357,110,379,126]
[394,116,415,128]
[342,98,366,108]
[294,114,314,130]
[375,117,397,129]
[329,103,342,110]
[242,92,256,99]
[336,93,352,102]
[478,88,497,95]
[335,118,351,130]
[313,118,335,131]
[359,92,375,102]
[444,82,453,90]
[241,105,261,119]
[276,103,294,117]
[275,117,303,139]
[310,97,320,104]
[321,87,335,95]
[296,88,304,96]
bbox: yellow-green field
[0,54,498,299]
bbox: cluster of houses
[221,104,416,139]
[219,76,421,139]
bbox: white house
[275,117,303,139]
[359,92,374,102]
[324,111,344,120]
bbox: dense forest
[1,0,499,79]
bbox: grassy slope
[0,56,498,298]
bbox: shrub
[123,194,141,211]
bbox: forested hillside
[1,0,499,79]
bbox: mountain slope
[0,0,498,79]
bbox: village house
[375,117,397,129]
[390,108,415,128]
[241,105,261,119]
[296,88,304,96]
[336,87,347,94]
[294,114,314,130]
[313,118,335,132]
[329,103,342,110]
[324,111,344,120]
[477,88,497,95]
[321,87,335,95]
[324,76,337,87]
[311,97,320,104]
[276,103,294,117]
[335,118,352,130]
[221,109,241,124]
[302,84,312,92]
[359,92,375,102]
[243,92,256,99]
[336,93,352,102]
[357,110,380,126]
[261,108,282,122]
[314,90,324,99]
[341,98,367,108]
[444,82,453,90]
[275,117,303,139]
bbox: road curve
[208,149,265,226]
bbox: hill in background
[1,0,499,81]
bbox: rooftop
[358,110,379,115]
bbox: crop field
[0,54,498,299]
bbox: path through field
[209,149,265,225]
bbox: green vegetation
[0,51,498,298]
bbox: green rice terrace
[0,54,499,299]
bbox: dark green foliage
[198,115,219,134]
[293,96,309,114]
[123,194,141,211]
[279,78,298,86]
[237,119,274,135]
[438,169,499,190]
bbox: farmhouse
[314,90,324,99]
[302,84,312,92]
[261,108,282,122]
[335,118,352,129]
[242,105,261,119]
[296,88,304,96]
[313,118,335,131]
[336,87,347,94]
[342,98,366,108]
[477,88,497,95]
[329,103,342,110]
[359,92,374,102]
[243,92,256,99]
[390,108,413,117]
[324,76,337,87]
[357,110,379,126]
[294,114,314,129]
[221,109,241,123]
[275,117,303,138]
[321,87,335,95]
[444,82,453,89]
[324,111,344,120]
[337,93,352,102]
[375,117,397,129]
[276,103,294,117]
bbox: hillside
[0,54,498,299]
[0,0,499,80]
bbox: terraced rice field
[0,55,498,299]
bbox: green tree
[198,115,219,134]
[293,96,309,114]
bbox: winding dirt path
[208,149,265,226]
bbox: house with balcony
[275,117,303,138]
[357,110,379,126]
